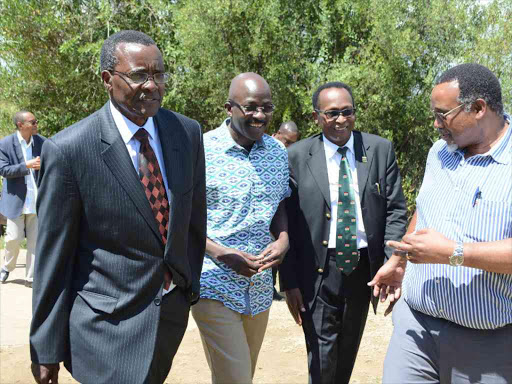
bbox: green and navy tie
[335,147,358,274]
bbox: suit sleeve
[188,122,206,304]
[0,139,30,178]
[383,142,407,260]
[279,159,299,291]
[30,139,81,364]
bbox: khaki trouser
[2,213,38,282]
[191,298,270,384]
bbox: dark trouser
[383,298,512,384]
[144,288,190,384]
[302,248,371,384]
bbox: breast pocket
[465,198,512,242]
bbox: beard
[445,142,459,153]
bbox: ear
[312,110,319,124]
[473,99,487,120]
[101,70,113,92]
[225,101,233,117]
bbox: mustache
[250,118,266,125]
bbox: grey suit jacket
[279,131,407,312]
[0,133,45,219]
[29,103,206,384]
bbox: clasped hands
[217,238,289,278]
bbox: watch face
[451,255,464,266]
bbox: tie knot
[338,147,348,156]
[134,128,149,143]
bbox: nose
[142,75,159,91]
[335,113,347,123]
[252,109,266,119]
[433,116,444,130]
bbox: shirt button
[317,268,324,273]
[154,298,161,306]
[435,279,440,284]
[322,240,328,246]
[439,308,444,313]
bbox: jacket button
[317,268,324,273]
[322,240,328,246]
[326,213,331,220]
[154,298,161,306]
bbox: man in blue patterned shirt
[191,72,290,384]
[382,64,512,383]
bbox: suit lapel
[154,112,187,248]
[306,136,330,209]
[98,103,162,243]
[12,135,24,164]
[353,131,373,199]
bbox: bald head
[228,72,271,101]
[273,121,300,147]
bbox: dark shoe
[0,269,9,283]
[25,280,32,288]
[273,288,284,301]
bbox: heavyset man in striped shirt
[382,63,511,383]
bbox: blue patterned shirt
[199,119,289,315]
[404,116,512,330]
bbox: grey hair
[436,63,503,116]
[100,30,157,72]
[13,110,31,128]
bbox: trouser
[144,288,190,384]
[191,298,270,384]
[2,213,37,282]
[302,248,371,384]
[383,298,512,384]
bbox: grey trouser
[2,213,37,281]
[383,298,512,384]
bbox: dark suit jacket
[279,131,407,312]
[0,132,45,219]
[29,103,206,384]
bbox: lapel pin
[362,156,367,163]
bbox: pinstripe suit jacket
[29,103,206,383]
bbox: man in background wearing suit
[279,81,407,383]
[0,111,44,287]
[30,30,206,384]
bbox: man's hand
[257,237,290,272]
[31,363,59,384]
[284,288,306,326]
[26,156,41,170]
[217,249,263,277]
[367,255,406,316]
[387,228,455,265]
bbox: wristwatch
[449,241,464,267]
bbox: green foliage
[0,0,510,215]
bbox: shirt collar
[109,101,156,144]
[323,132,354,159]
[16,130,33,147]
[216,118,266,153]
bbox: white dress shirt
[109,101,175,293]
[323,133,368,249]
[16,130,37,215]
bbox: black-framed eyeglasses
[431,104,465,122]
[229,99,275,115]
[315,108,356,120]
[111,70,170,84]
[25,120,38,126]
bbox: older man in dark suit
[30,30,206,384]
[0,111,44,287]
[279,81,408,384]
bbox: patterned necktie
[133,128,172,288]
[335,147,359,275]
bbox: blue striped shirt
[403,116,512,330]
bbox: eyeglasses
[25,120,38,125]
[229,99,275,115]
[431,104,465,122]
[111,70,170,84]
[315,108,356,120]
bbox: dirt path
[0,251,393,383]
